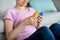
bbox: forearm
[6,22,25,40]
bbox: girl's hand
[37,16,43,28]
[21,16,37,26]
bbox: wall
[53,0,60,11]
[0,0,16,14]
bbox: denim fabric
[49,23,60,40]
[25,26,55,40]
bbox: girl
[3,0,60,40]
[3,0,43,40]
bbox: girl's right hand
[21,16,37,26]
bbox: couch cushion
[42,12,60,27]
[30,0,57,12]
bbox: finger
[37,20,41,23]
[37,22,41,25]
[37,22,41,26]
[37,18,42,22]
[37,17,42,20]
[37,17,43,22]
[40,17,43,19]
[37,16,43,19]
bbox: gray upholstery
[0,19,4,33]
[0,34,6,40]
[53,0,60,11]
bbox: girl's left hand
[37,16,43,28]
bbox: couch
[0,0,60,40]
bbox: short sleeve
[2,9,14,21]
[30,7,36,12]
[29,7,36,14]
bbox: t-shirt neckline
[13,7,30,13]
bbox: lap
[25,26,55,40]
[25,23,60,40]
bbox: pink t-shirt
[3,7,37,40]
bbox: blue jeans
[49,23,60,40]
[24,23,60,40]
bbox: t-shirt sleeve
[2,10,14,21]
[31,7,36,12]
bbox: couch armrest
[0,19,4,33]
[0,33,6,40]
